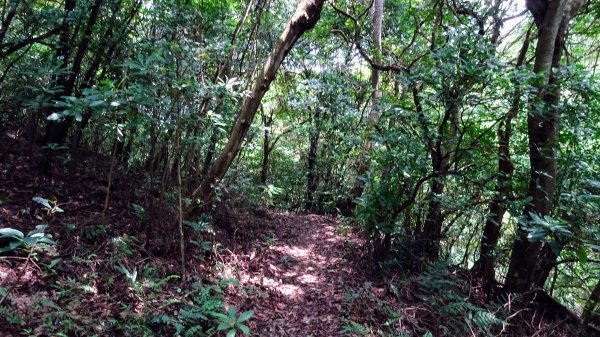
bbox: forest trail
[222,212,369,337]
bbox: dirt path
[222,212,369,337]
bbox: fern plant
[151,282,254,337]
[417,261,505,336]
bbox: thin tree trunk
[45,0,104,146]
[38,0,76,172]
[420,92,458,260]
[305,120,320,212]
[349,0,384,203]
[260,109,273,184]
[471,28,531,295]
[191,0,325,204]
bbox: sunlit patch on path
[220,211,367,336]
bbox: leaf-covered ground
[0,139,393,337]
[219,211,371,336]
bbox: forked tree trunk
[192,0,325,204]
[45,0,104,146]
[503,0,569,293]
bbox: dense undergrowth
[0,142,256,336]
[0,141,593,337]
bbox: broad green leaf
[23,236,40,246]
[209,312,230,321]
[238,323,250,335]
[38,237,56,245]
[47,112,62,121]
[0,228,24,239]
[585,243,600,252]
[0,240,24,253]
[217,322,231,331]
[226,329,236,337]
[237,310,254,322]
[32,197,51,209]
[227,305,237,318]
[48,258,62,269]
[576,247,588,263]
[547,240,562,256]
[89,100,104,107]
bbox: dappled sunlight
[278,284,304,297]
[222,211,369,336]
[297,273,320,284]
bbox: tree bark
[420,88,459,260]
[260,109,273,184]
[305,108,320,212]
[349,0,384,203]
[503,0,569,293]
[471,28,531,295]
[192,0,325,204]
[45,0,104,147]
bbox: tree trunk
[45,0,104,146]
[420,91,459,260]
[305,124,320,212]
[192,0,325,204]
[471,28,531,295]
[260,111,273,184]
[348,0,384,204]
[503,0,569,293]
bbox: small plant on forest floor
[0,224,57,307]
[342,282,407,336]
[186,216,215,259]
[210,305,254,337]
[151,280,254,337]
[32,196,64,217]
[112,236,136,255]
[262,233,278,246]
[0,224,55,254]
[83,223,108,241]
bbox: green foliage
[0,224,55,254]
[151,282,253,337]
[83,224,108,242]
[115,263,138,286]
[210,305,254,337]
[32,196,63,215]
[341,320,371,335]
[342,282,407,336]
[0,0,599,335]
[417,262,504,336]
